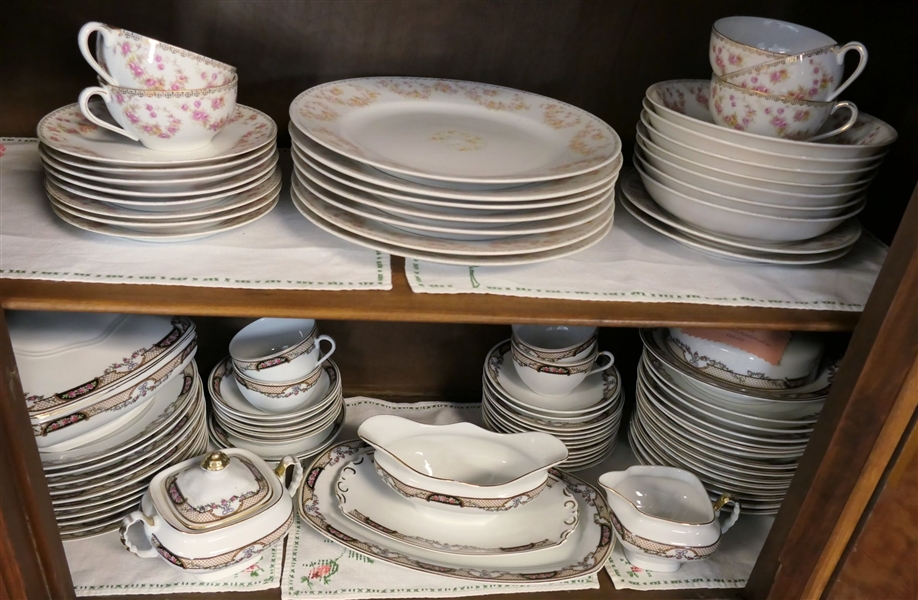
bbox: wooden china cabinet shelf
[0,258,859,330]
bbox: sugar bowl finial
[201,451,231,471]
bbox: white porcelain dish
[300,441,614,582]
[358,416,567,512]
[511,344,614,398]
[644,79,896,159]
[337,452,578,556]
[290,77,621,184]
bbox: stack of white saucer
[481,326,625,470]
[287,77,623,265]
[206,318,344,462]
[8,312,205,539]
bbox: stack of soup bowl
[8,311,206,539]
[481,325,625,470]
[206,318,344,462]
[621,17,896,265]
[630,327,832,514]
[37,22,281,242]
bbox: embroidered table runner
[0,140,391,290]
[406,189,887,311]
[282,397,600,599]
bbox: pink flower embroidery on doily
[0,144,6,158]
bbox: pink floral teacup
[709,17,867,100]
[709,77,858,142]
[78,77,238,151]
[78,22,236,91]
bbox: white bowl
[642,99,884,171]
[635,127,871,194]
[645,79,897,159]
[636,136,868,206]
[639,112,877,185]
[634,150,863,218]
[634,164,864,242]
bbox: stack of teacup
[481,325,625,471]
[206,318,345,462]
[709,16,867,141]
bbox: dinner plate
[293,175,614,256]
[337,452,578,557]
[296,170,615,241]
[300,441,614,582]
[51,190,278,242]
[292,189,615,266]
[39,103,277,165]
[290,77,621,184]
[293,153,614,221]
[45,170,283,220]
[42,142,276,176]
[290,125,622,204]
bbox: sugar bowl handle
[119,511,160,558]
[712,494,741,534]
[587,351,615,376]
[275,456,305,497]
[77,22,119,86]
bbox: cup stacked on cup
[481,326,625,470]
[708,16,867,141]
[205,318,345,462]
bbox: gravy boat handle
[712,494,741,534]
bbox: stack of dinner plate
[480,341,625,470]
[619,79,897,265]
[629,328,832,514]
[287,77,623,265]
[36,104,280,242]
[8,312,206,539]
[206,357,344,462]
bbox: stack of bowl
[8,312,206,539]
[620,18,896,264]
[206,318,344,462]
[630,327,832,514]
[481,326,625,470]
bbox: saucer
[336,452,578,557]
[300,441,614,583]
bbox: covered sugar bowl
[119,449,302,581]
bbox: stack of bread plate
[287,77,623,265]
[481,341,625,470]
[37,103,280,242]
[206,357,344,462]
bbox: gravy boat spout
[598,465,740,571]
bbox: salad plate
[292,190,615,266]
[300,441,614,582]
[45,170,282,220]
[483,380,623,432]
[208,412,345,463]
[336,452,578,556]
[39,103,277,165]
[289,123,621,201]
[290,77,621,184]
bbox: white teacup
[512,344,614,397]
[233,362,326,414]
[78,21,236,90]
[511,324,598,364]
[78,77,238,151]
[230,318,336,383]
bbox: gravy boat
[598,466,739,571]
[358,415,568,513]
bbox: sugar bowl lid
[151,448,280,532]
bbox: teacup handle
[78,86,140,142]
[78,22,119,87]
[808,101,858,142]
[119,511,160,558]
[274,456,305,497]
[826,42,868,102]
[712,494,741,534]
[587,351,615,376]
[315,334,337,365]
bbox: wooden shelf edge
[0,258,860,331]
